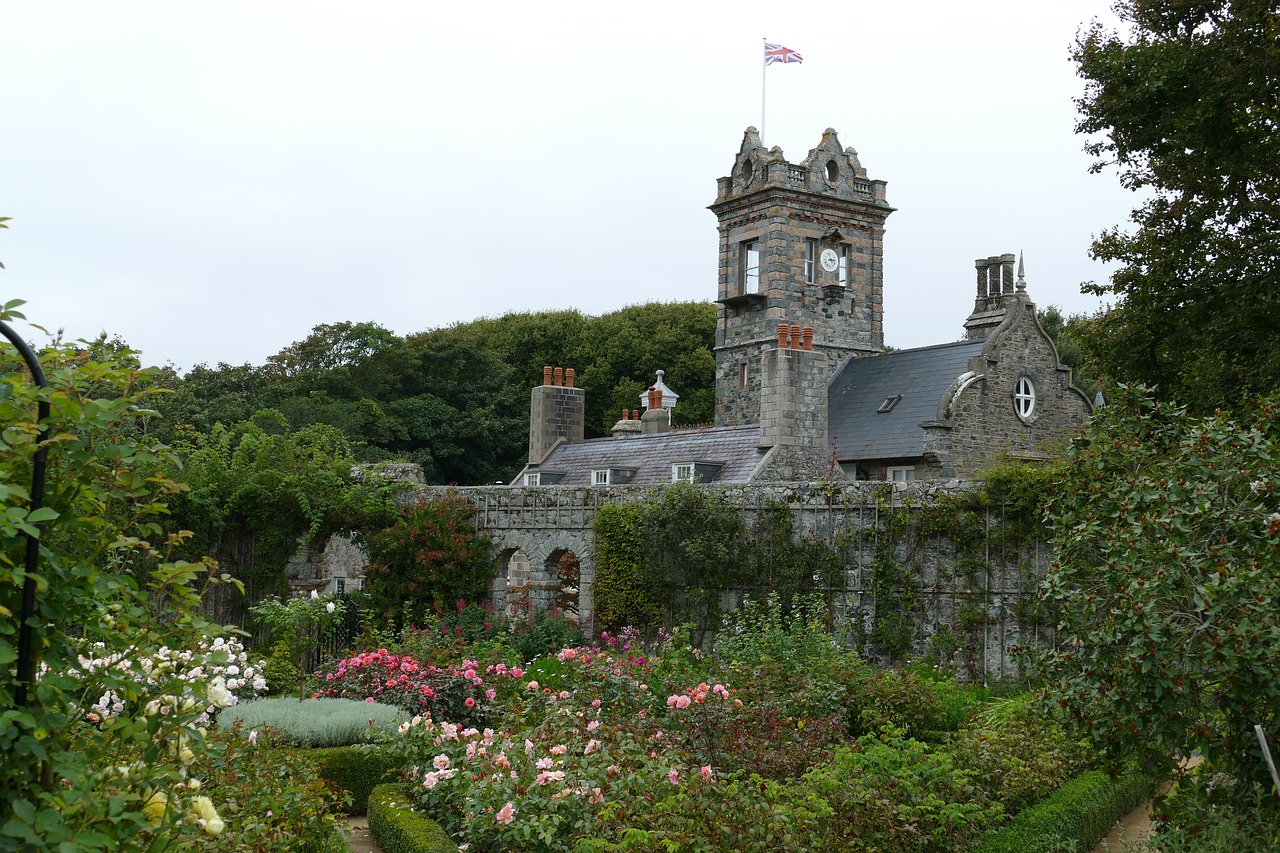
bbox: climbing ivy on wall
[593,485,843,639]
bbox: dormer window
[672,463,695,483]
[592,469,609,485]
[523,473,540,486]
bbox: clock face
[819,248,839,273]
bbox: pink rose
[495,802,515,825]
[667,768,679,785]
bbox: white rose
[326,602,336,613]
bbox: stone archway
[545,548,581,623]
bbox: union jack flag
[764,42,803,65]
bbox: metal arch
[0,319,49,707]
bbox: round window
[1014,376,1037,420]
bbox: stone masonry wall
[926,299,1091,476]
[414,481,1052,678]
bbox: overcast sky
[1,1,1134,374]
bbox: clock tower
[710,127,894,427]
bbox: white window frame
[672,463,695,483]
[592,469,609,486]
[523,472,540,486]
[741,240,761,295]
[838,245,849,287]
[804,238,818,283]
[1014,376,1037,421]
[887,466,915,482]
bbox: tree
[1037,386,1280,787]
[1073,0,1280,415]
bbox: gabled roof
[526,424,767,485]
[828,339,986,461]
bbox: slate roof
[828,339,986,461]
[529,424,767,485]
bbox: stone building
[516,127,1091,486]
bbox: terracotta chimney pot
[565,368,575,388]
[777,323,789,349]
[543,365,553,386]
[789,324,802,350]
[553,367,564,386]
[802,326,814,351]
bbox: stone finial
[1016,252,1027,292]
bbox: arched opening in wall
[546,549,581,623]
[505,549,532,619]
[826,159,839,182]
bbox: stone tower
[710,127,894,427]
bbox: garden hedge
[975,768,1157,852]
[367,784,459,853]
[303,744,402,815]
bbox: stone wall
[416,481,1050,678]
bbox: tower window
[826,159,839,182]
[738,362,748,391]
[804,239,818,283]
[838,245,849,287]
[741,240,760,295]
[1014,377,1037,421]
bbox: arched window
[1014,377,1037,421]
[825,159,839,182]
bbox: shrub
[946,694,1095,815]
[975,768,1156,853]
[310,650,522,728]
[219,697,405,747]
[364,492,496,625]
[304,744,401,816]
[262,640,302,696]
[192,725,350,852]
[367,784,458,853]
[807,728,1004,852]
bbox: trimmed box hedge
[304,744,402,815]
[976,768,1157,852]
[367,783,459,853]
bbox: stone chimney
[641,387,671,435]
[528,365,585,464]
[964,252,1025,339]
[610,408,643,438]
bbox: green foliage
[974,768,1156,853]
[262,641,302,696]
[251,592,347,693]
[1037,387,1280,784]
[0,312,244,851]
[158,302,718,485]
[1133,761,1280,852]
[714,593,845,717]
[303,744,401,816]
[806,728,1005,852]
[591,502,657,634]
[188,725,351,852]
[1071,0,1280,415]
[219,698,405,747]
[367,784,459,853]
[364,492,497,624]
[593,487,844,639]
[160,417,395,603]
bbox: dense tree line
[150,302,717,486]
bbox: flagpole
[761,37,767,145]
